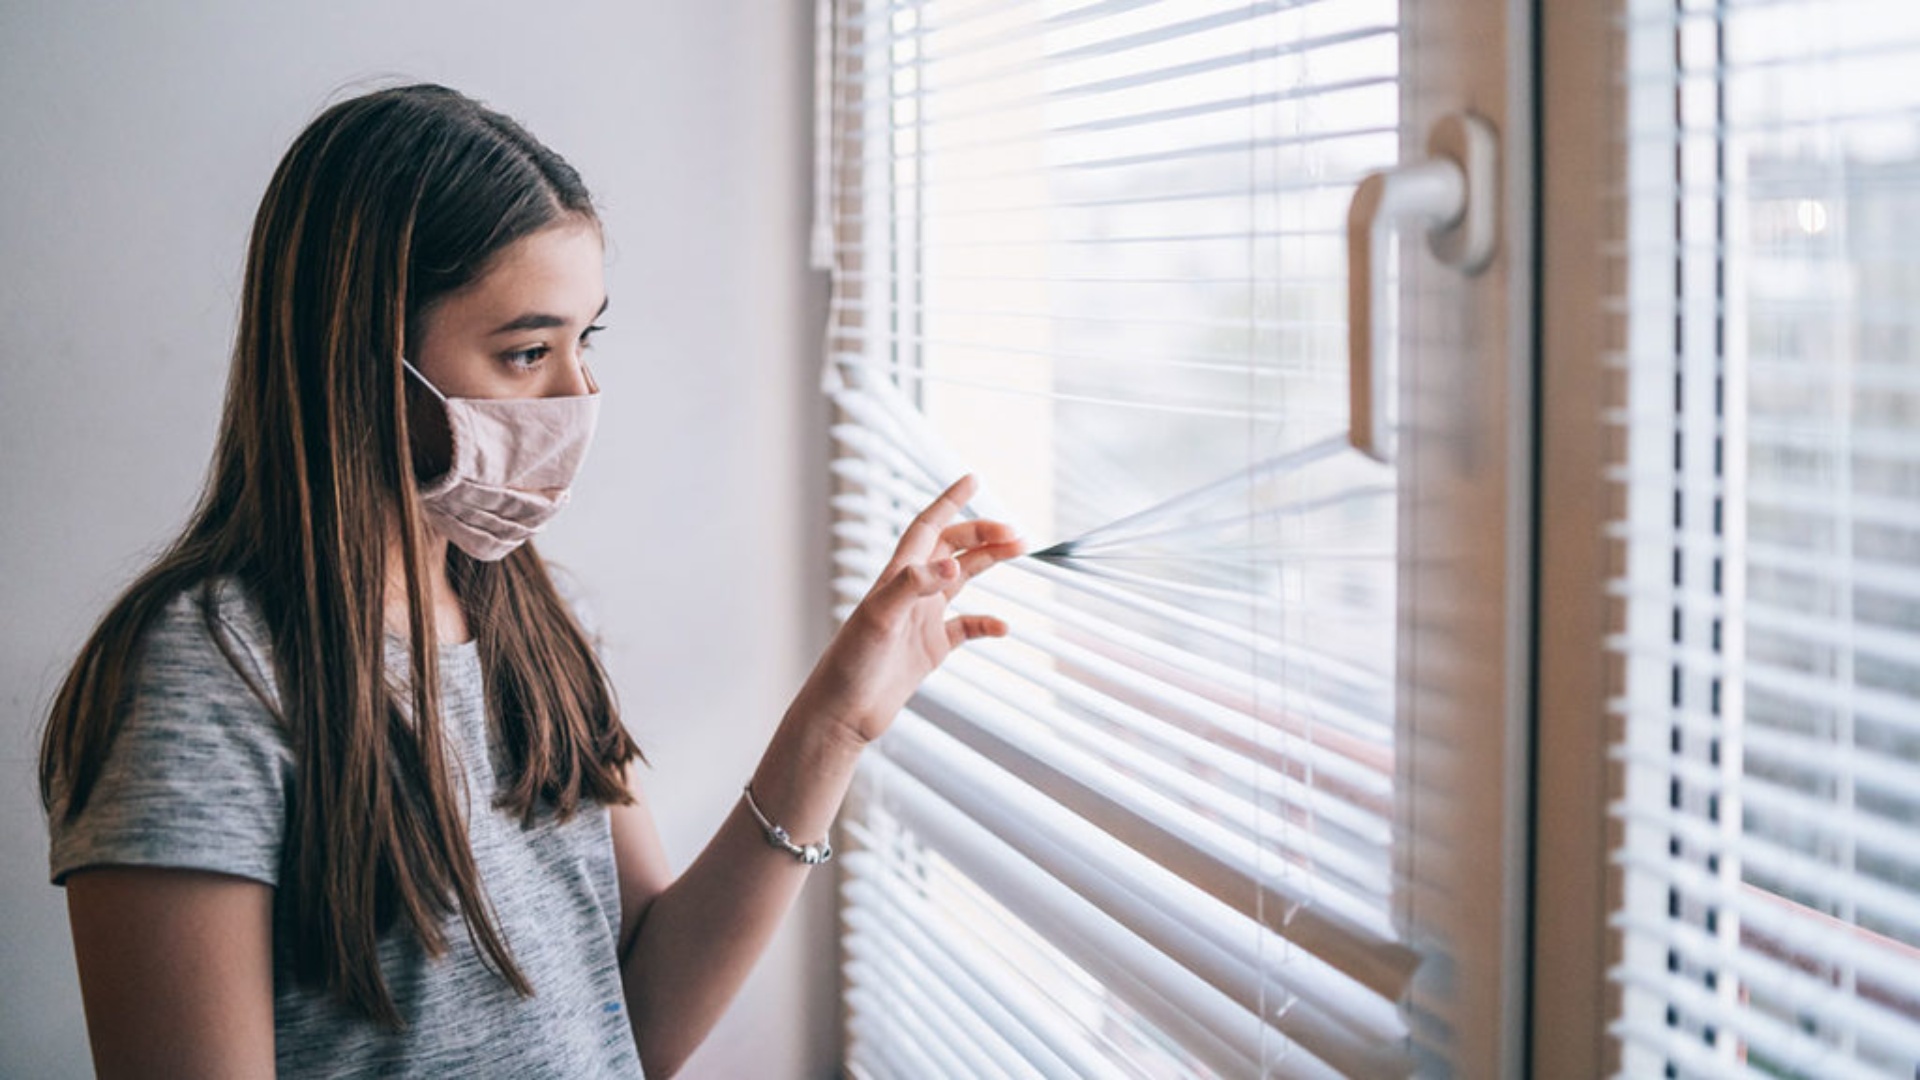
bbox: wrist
[742,702,866,865]
[786,678,883,753]
[755,693,868,801]
[742,784,834,865]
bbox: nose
[552,350,596,398]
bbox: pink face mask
[402,359,601,561]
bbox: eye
[503,344,551,370]
[580,323,606,349]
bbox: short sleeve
[48,583,292,888]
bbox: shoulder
[138,578,280,710]
[48,576,292,887]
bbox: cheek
[405,381,455,483]
[409,308,498,398]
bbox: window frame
[1531,0,1624,1074]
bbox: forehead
[445,220,606,323]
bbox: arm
[65,866,276,1079]
[611,476,1022,1078]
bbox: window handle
[1346,111,1498,463]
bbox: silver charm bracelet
[742,784,834,866]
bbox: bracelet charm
[744,785,834,866]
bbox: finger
[946,614,1008,648]
[892,475,978,567]
[953,539,1026,582]
[897,561,952,598]
[873,560,954,620]
[932,519,1019,560]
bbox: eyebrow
[489,297,610,336]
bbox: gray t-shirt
[48,579,646,1078]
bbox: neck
[383,525,471,645]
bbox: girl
[39,83,1020,1078]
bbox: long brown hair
[39,84,641,1028]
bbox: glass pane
[1614,1,1920,1074]
[848,0,1408,1074]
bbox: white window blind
[1609,1,1920,1076]
[819,1,1418,1076]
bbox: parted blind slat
[830,561,1398,794]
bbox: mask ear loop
[400,358,451,404]
[401,358,460,494]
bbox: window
[1608,0,1920,1075]
[820,0,1426,1076]
[810,0,1920,1076]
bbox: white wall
[0,2,834,1075]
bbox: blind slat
[846,27,1395,123]
[1607,701,1920,803]
[827,76,1400,163]
[1604,468,1920,532]
[846,0,1362,72]
[1614,802,1920,940]
[1612,965,1904,1080]
[850,764,1281,1080]
[1611,850,1920,994]
[1612,912,1920,1056]
[829,469,1392,708]
[938,650,1396,901]
[1602,527,1920,604]
[844,948,1031,1080]
[894,687,1413,999]
[831,558,1396,796]
[946,641,1395,843]
[841,0,1346,72]
[846,990,970,1080]
[859,746,1411,1080]
[846,834,1202,1080]
[1607,637,1920,732]
[1613,744,1920,871]
[1611,1017,1783,1080]
[836,571,1394,807]
[842,887,1096,1080]
[828,294,1353,336]
[905,681,1405,958]
[1604,582,1920,669]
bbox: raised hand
[795,475,1024,746]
